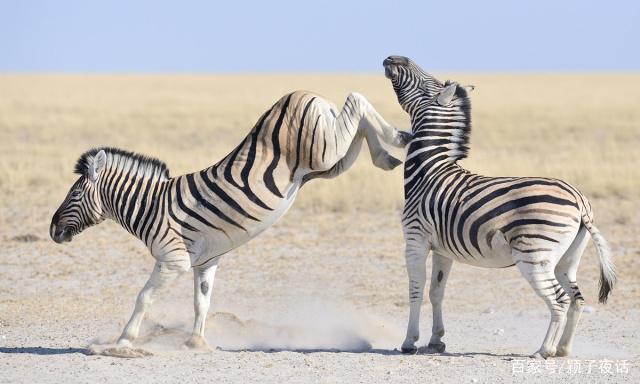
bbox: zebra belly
[431,231,515,268]
[190,183,301,265]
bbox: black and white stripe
[383,56,615,358]
[50,90,411,348]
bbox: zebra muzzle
[383,56,407,79]
[50,223,72,243]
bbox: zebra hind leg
[185,263,219,349]
[427,253,453,353]
[555,226,589,357]
[514,251,570,358]
[117,259,189,347]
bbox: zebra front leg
[427,253,453,353]
[332,93,405,171]
[401,237,430,354]
[332,93,406,170]
[352,92,412,148]
[117,260,189,347]
[303,94,402,183]
[515,252,570,358]
[347,93,410,170]
[185,263,218,349]
[360,122,402,171]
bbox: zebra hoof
[115,338,134,349]
[184,335,209,350]
[386,155,403,170]
[401,345,418,355]
[427,342,446,353]
[531,347,555,359]
[373,152,402,170]
[555,346,571,357]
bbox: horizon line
[1,70,640,76]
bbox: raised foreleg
[354,93,412,149]
[303,93,409,182]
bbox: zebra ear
[88,150,107,182]
[436,83,458,106]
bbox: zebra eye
[71,190,83,198]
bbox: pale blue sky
[1,0,638,72]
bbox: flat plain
[1,74,639,383]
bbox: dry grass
[0,74,639,213]
[1,74,639,382]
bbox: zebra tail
[583,217,616,303]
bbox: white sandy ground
[1,198,639,383]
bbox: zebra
[50,90,411,349]
[382,55,616,358]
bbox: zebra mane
[74,147,170,179]
[438,80,472,161]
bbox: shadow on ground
[0,347,89,356]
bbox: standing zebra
[50,90,411,349]
[383,56,615,358]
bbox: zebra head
[383,55,474,117]
[383,55,444,115]
[50,149,107,243]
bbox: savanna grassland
[1,74,639,383]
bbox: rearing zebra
[50,90,411,349]
[383,56,615,358]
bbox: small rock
[482,307,495,314]
[493,329,504,336]
[583,306,595,314]
[471,378,478,383]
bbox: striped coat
[383,55,614,359]
[51,90,410,349]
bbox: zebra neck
[98,172,169,246]
[407,104,471,172]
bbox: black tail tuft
[598,268,613,304]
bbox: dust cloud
[206,301,401,352]
[88,299,402,357]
